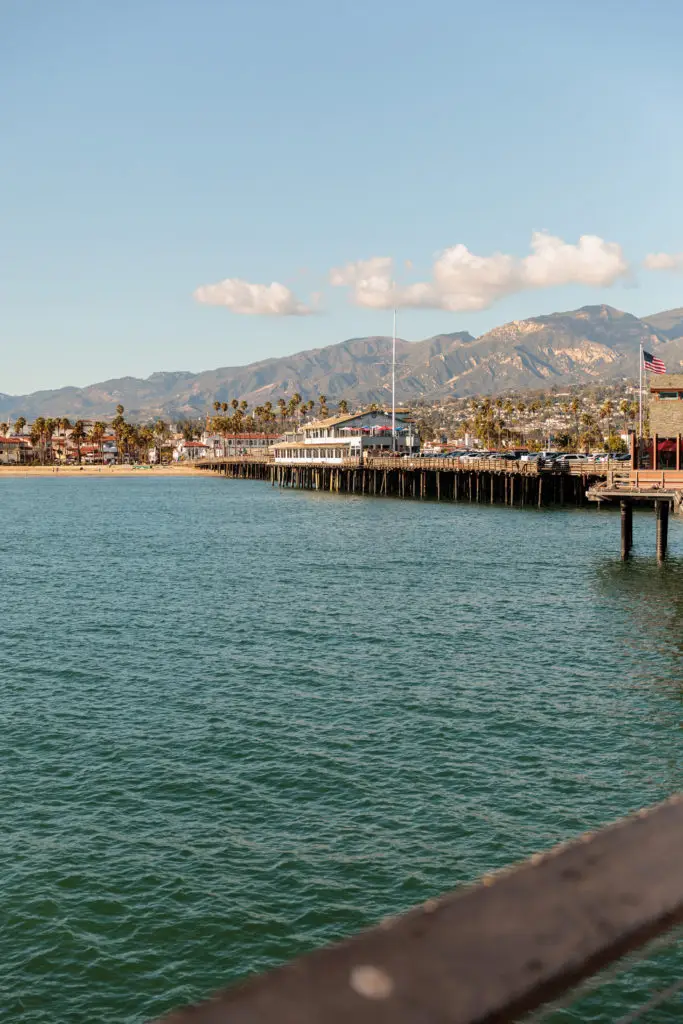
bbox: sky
[3,0,683,394]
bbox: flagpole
[392,305,396,451]
[639,343,643,446]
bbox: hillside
[642,307,683,340]
[1,305,680,420]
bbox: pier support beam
[656,500,669,562]
[620,500,633,560]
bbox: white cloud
[330,232,630,312]
[643,252,683,271]
[193,278,314,315]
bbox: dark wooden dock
[587,468,683,560]
[196,456,610,508]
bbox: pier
[587,468,683,561]
[196,455,609,508]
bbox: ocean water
[0,477,681,1023]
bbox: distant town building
[0,436,29,465]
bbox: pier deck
[196,455,610,509]
[586,469,683,560]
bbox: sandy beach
[0,464,205,478]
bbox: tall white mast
[391,307,396,449]
[639,343,643,448]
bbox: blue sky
[3,0,683,393]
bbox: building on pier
[647,374,683,469]
[202,432,282,458]
[273,409,420,464]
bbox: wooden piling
[620,501,633,560]
[656,500,669,562]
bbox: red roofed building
[0,436,30,465]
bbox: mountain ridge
[2,305,682,420]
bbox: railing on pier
[156,794,682,1024]
[196,454,611,477]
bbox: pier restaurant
[273,409,420,464]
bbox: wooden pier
[587,468,683,561]
[196,455,609,509]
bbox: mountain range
[3,304,683,421]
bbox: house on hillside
[273,409,420,464]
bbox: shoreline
[0,465,203,478]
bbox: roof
[303,408,409,431]
[650,374,683,390]
[221,433,281,440]
[0,436,25,445]
[182,441,209,448]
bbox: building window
[657,392,680,399]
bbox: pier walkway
[196,455,610,508]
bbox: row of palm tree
[209,393,346,435]
[3,404,172,464]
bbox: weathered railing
[156,795,682,1024]
[197,455,611,477]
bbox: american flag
[643,350,667,374]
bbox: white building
[273,409,419,464]
[201,432,282,457]
[176,440,211,461]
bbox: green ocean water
[1,477,681,1023]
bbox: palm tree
[153,420,169,465]
[137,425,154,463]
[213,401,221,414]
[277,398,287,429]
[599,400,614,450]
[90,421,106,463]
[338,399,349,415]
[318,394,328,417]
[71,420,86,464]
[0,422,8,437]
[569,398,580,442]
[44,418,57,463]
[14,416,26,436]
